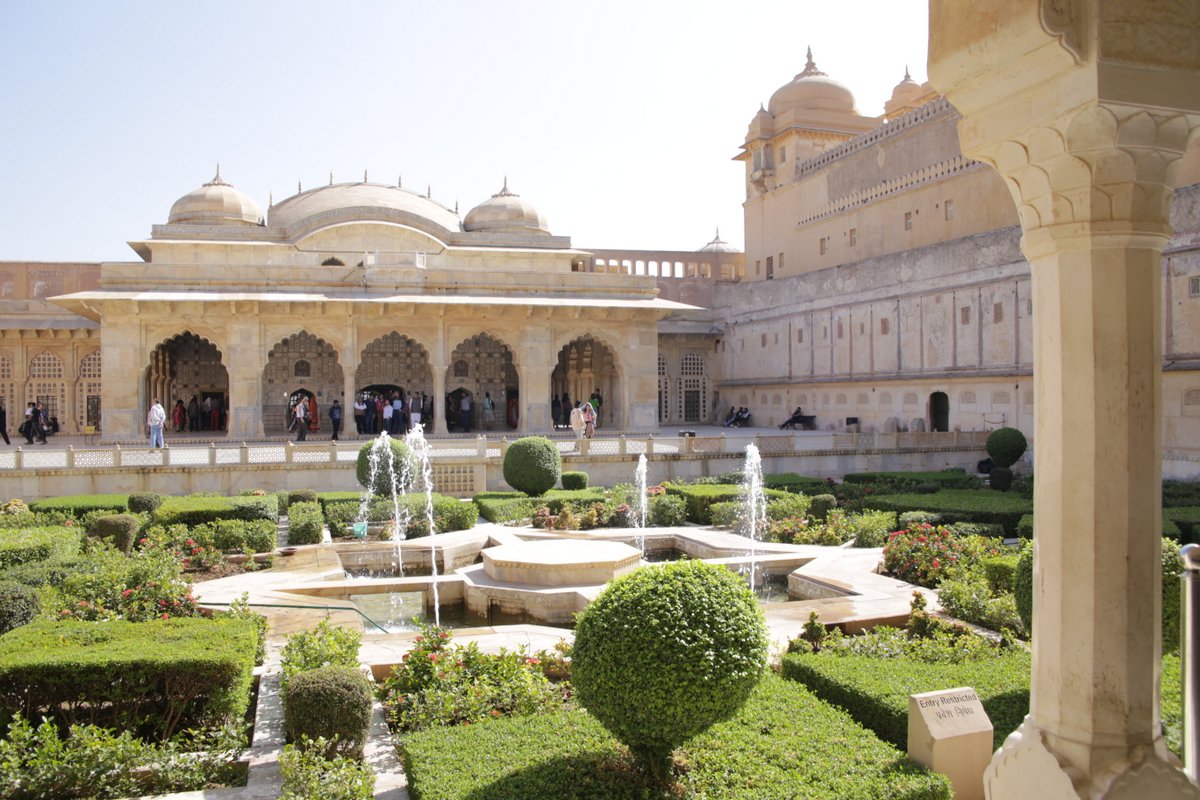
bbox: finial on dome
[204,162,230,187]
[454,200,459,214]
[297,180,303,193]
[329,171,334,186]
[904,64,912,81]
[426,185,431,198]
[269,191,274,206]
[363,169,368,183]
[398,174,402,188]
[715,226,721,239]
[799,46,825,78]
[493,177,516,198]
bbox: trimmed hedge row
[0,617,257,740]
[762,473,832,495]
[399,674,950,800]
[662,483,788,524]
[323,495,478,538]
[0,526,82,569]
[154,495,279,526]
[781,647,1032,751]
[1165,507,1200,544]
[862,490,1032,537]
[472,492,537,523]
[28,494,130,515]
[843,470,982,491]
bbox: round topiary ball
[502,436,561,496]
[808,494,837,522]
[572,560,768,778]
[283,666,374,759]
[986,427,1027,469]
[356,438,417,496]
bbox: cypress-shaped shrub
[502,437,561,496]
[88,513,141,554]
[127,492,163,515]
[809,494,837,522]
[0,581,39,634]
[356,439,417,496]
[572,560,769,779]
[1014,540,1034,633]
[283,666,374,759]
[560,471,589,490]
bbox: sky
[0,1,929,262]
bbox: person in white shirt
[147,399,167,448]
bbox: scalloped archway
[147,332,229,434]
[551,335,621,430]
[262,331,344,435]
[445,333,518,432]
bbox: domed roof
[885,67,928,117]
[168,166,264,226]
[267,180,461,234]
[698,228,740,254]
[767,48,857,117]
[463,179,549,235]
[747,103,775,139]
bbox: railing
[0,431,991,472]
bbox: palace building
[2,50,1198,474]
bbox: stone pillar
[929,2,1200,797]
[432,323,447,435]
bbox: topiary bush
[1014,539,1034,633]
[127,492,163,515]
[356,438,417,496]
[986,427,1027,469]
[87,513,142,554]
[989,466,1014,492]
[283,666,374,759]
[502,437,561,496]
[572,560,769,779]
[560,471,589,490]
[808,494,837,522]
[288,489,318,506]
[0,581,39,634]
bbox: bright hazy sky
[0,1,929,262]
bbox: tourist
[0,401,9,445]
[31,403,48,444]
[583,402,596,439]
[551,395,562,430]
[202,396,212,431]
[482,391,495,430]
[292,395,308,441]
[21,402,34,444]
[329,399,343,440]
[364,395,376,434]
[353,395,366,434]
[391,392,404,435]
[423,394,434,428]
[172,399,186,432]
[560,391,572,427]
[187,395,200,431]
[459,393,472,433]
[570,402,584,441]
[410,391,422,429]
[382,397,393,434]
[723,407,738,427]
[590,388,603,429]
[147,398,166,448]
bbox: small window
[755,260,761,275]
[993,302,1004,324]
[819,237,828,255]
[761,333,767,348]
[778,146,786,163]
[849,228,857,247]
[293,360,311,378]
[766,256,774,280]
[945,199,955,220]
[837,321,844,339]
[1190,276,1200,297]
[904,212,913,231]
[778,252,784,274]
[880,318,890,335]
[961,307,971,325]
[798,329,804,343]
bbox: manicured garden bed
[399,673,951,800]
[861,489,1032,536]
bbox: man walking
[293,396,308,442]
[147,398,167,448]
[329,399,343,440]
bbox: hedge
[662,483,788,524]
[0,526,81,569]
[560,471,589,490]
[288,501,325,546]
[842,471,983,491]
[0,555,95,588]
[862,490,1032,537]
[0,617,257,740]
[472,492,537,523]
[323,495,478,538]
[154,495,279,527]
[399,674,950,800]
[782,647,1032,751]
[1164,507,1200,544]
[1163,481,1200,508]
[762,473,832,495]
[28,494,130,516]
[1022,512,1181,541]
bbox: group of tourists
[8,401,54,445]
[551,388,604,436]
[353,390,430,438]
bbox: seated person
[780,407,805,429]
[733,407,752,427]
[722,406,738,427]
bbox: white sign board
[908,686,993,800]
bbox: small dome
[767,48,857,118]
[168,165,263,226]
[699,228,740,254]
[463,179,549,235]
[747,103,774,139]
[885,67,927,118]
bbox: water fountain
[742,443,768,590]
[632,453,649,554]
[354,432,412,577]
[404,425,441,626]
